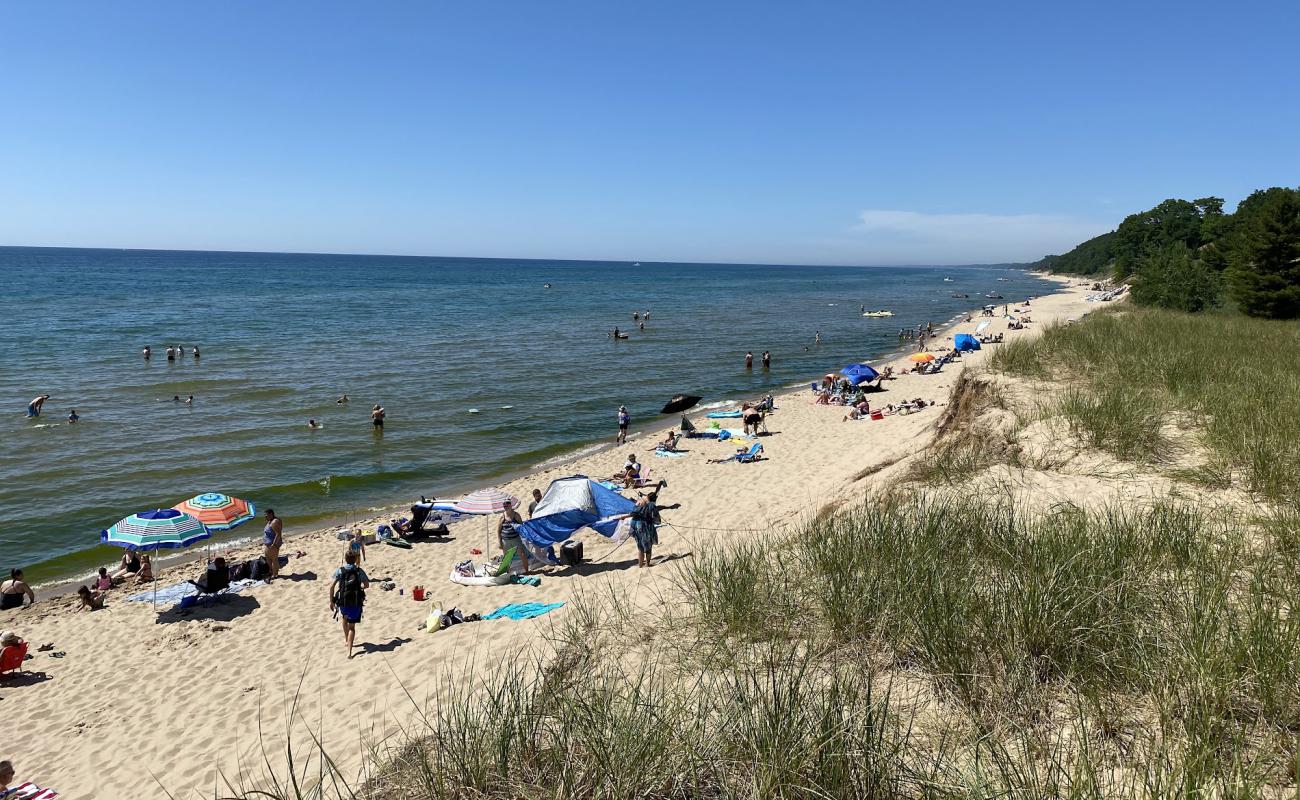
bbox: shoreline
[3,273,1098,798]
[31,272,1074,600]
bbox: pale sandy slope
[1,277,1097,798]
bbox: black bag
[560,540,584,566]
[335,566,366,607]
[249,557,269,581]
[229,560,251,582]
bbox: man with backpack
[329,550,370,659]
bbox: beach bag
[560,540,584,566]
[250,557,270,581]
[229,560,251,582]
[335,566,366,608]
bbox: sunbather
[656,430,681,452]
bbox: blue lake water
[0,247,1054,581]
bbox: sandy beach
[1,275,1099,798]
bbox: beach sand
[0,276,1099,798]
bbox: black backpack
[335,567,365,607]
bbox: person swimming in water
[632,311,639,322]
[68,409,79,424]
[337,394,349,404]
[308,419,320,429]
[185,395,194,405]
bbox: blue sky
[1,1,1297,265]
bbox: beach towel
[706,411,742,418]
[484,601,565,621]
[9,781,60,799]
[654,449,688,458]
[125,578,260,605]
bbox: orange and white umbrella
[174,493,256,531]
[909,352,936,363]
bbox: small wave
[531,441,609,470]
[700,400,738,409]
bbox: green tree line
[1033,187,1300,318]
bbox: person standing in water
[745,351,754,369]
[616,405,630,444]
[762,350,771,369]
[263,508,284,580]
[26,395,50,417]
[814,331,822,344]
[192,345,200,360]
[371,404,385,430]
[142,346,151,360]
[166,346,175,361]
[68,409,79,424]
[632,311,640,322]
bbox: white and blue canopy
[101,508,211,551]
[516,476,636,562]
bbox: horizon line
[0,243,1037,270]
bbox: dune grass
[681,494,1300,794]
[988,307,1300,500]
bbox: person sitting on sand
[814,388,831,405]
[77,584,105,611]
[656,430,681,452]
[0,569,35,610]
[136,553,152,584]
[112,549,141,581]
[94,566,114,591]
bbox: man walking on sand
[330,550,370,658]
[263,508,284,580]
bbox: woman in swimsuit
[496,500,529,574]
[1,569,35,609]
[112,550,141,581]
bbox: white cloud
[850,209,1111,263]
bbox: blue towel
[125,578,261,605]
[484,601,565,621]
[706,411,742,418]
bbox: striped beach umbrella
[101,508,212,551]
[451,488,520,515]
[452,488,520,555]
[174,493,255,531]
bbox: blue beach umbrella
[101,508,212,551]
[839,363,880,384]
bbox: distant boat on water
[943,277,954,282]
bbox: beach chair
[0,641,29,677]
[190,566,231,604]
[710,442,764,464]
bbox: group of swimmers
[142,345,199,361]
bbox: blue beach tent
[516,476,637,564]
[839,363,880,384]
[954,333,981,352]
